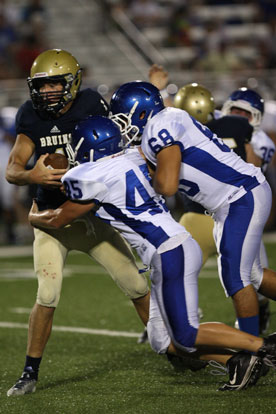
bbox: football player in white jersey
[173,83,274,335]
[221,88,275,173]
[221,88,276,334]
[109,81,276,341]
[28,115,276,391]
[148,71,275,335]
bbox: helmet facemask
[109,101,142,146]
[27,70,82,116]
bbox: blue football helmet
[221,87,264,128]
[67,115,124,165]
[109,81,164,144]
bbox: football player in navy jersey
[5,49,150,396]
[27,115,276,392]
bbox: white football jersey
[250,129,275,172]
[141,107,266,212]
[61,151,188,265]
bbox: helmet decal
[68,116,124,165]
[109,81,164,144]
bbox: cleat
[167,353,208,372]
[7,370,37,396]
[257,332,276,369]
[259,301,270,335]
[137,327,148,344]
[218,351,263,391]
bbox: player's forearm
[29,208,67,229]
[6,163,34,186]
[153,176,178,197]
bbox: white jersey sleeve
[62,163,108,203]
[141,107,266,212]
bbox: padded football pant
[213,181,272,297]
[147,236,202,354]
[179,209,270,298]
[33,212,149,307]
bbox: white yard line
[0,321,140,338]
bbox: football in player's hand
[44,153,69,170]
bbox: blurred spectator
[165,5,192,47]
[259,0,276,21]
[202,20,226,54]
[264,17,276,69]
[19,0,48,48]
[14,33,46,78]
[0,0,21,26]
[0,12,17,61]
[21,0,47,26]
[127,0,164,29]
[0,106,33,244]
[195,39,246,73]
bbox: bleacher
[2,0,276,107]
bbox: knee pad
[33,228,67,307]
[36,264,63,307]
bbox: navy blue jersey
[206,115,252,160]
[16,88,109,210]
[180,115,253,214]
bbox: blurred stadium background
[0,0,276,244]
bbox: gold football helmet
[174,83,215,124]
[27,49,82,116]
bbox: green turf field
[0,242,276,414]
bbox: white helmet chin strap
[74,137,84,153]
[65,143,76,167]
[65,137,84,166]
[89,148,94,162]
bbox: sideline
[0,321,140,338]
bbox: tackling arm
[28,199,95,229]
